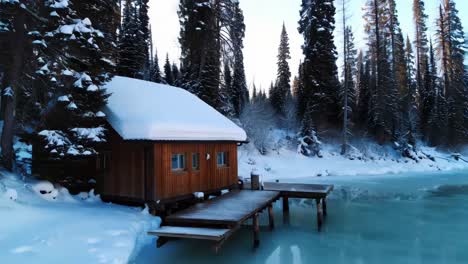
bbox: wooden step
[148,226,231,241]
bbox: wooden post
[156,237,169,248]
[316,199,323,231]
[322,198,327,218]
[282,196,289,212]
[268,204,274,230]
[251,172,260,190]
[253,213,260,248]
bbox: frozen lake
[133,169,468,264]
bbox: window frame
[216,152,229,168]
[192,153,200,171]
[171,153,186,172]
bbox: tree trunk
[1,9,27,170]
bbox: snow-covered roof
[103,76,247,142]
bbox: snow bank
[103,76,247,141]
[0,170,160,264]
[238,141,468,182]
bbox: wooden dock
[263,182,334,231]
[148,182,334,252]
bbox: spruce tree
[164,53,174,85]
[298,0,340,130]
[427,40,448,145]
[355,53,372,131]
[171,63,180,84]
[340,26,357,154]
[230,3,248,117]
[149,49,163,83]
[0,0,37,169]
[363,0,397,143]
[178,0,221,109]
[441,0,467,145]
[413,0,430,140]
[35,0,114,160]
[270,23,291,117]
[118,0,141,78]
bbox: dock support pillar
[253,213,260,248]
[268,204,274,230]
[315,199,323,232]
[322,198,327,218]
[282,196,289,213]
[156,237,169,248]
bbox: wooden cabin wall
[99,130,149,202]
[152,142,238,201]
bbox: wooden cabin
[96,76,248,206]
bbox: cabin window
[217,152,228,167]
[171,153,186,171]
[192,153,200,170]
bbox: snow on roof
[103,76,247,142]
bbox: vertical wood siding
[101,131,238,202]
[153,142,238,201]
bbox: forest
[0,0,467,173]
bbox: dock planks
[148,226,232,241]
[263,182,334,199]
[263,182,334,231]
[165,190,280,226]
[150,182,335,252]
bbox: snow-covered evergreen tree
[164,53,174,86]
[33,0,115,159]
[340,26,357,154]
[413,0,430,141]
[298,0,340,129]
[149,49,163,83]
[270,23,291,117]
[118,0,149,79]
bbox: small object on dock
[251,172,260,190]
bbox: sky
[149,0,468,93]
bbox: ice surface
[134,169,468,264]
[103,76,247,141]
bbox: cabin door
[143,146,154,201]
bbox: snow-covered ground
[0,170,160,264]
[238,133,468,182]
[1,130,467,263]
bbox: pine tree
[270,23,291,117]
[138,0,150,79]
[401,36,418,147]
[413,0,430,140]
[171,63,180,84]
[340,26,357,154]
[440,0,467,145]
[427,40,448,145]
[355,52,371,130]
[164,53,174,85]
[229,2,248,117]
[34,0,114,161]
[298,0,340,130]
[220,62,234,116]
[363,0,397,143]
[118,0,142,78]
[178,0,221,109]
[0,0,37,169]
[149,49,163,83]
